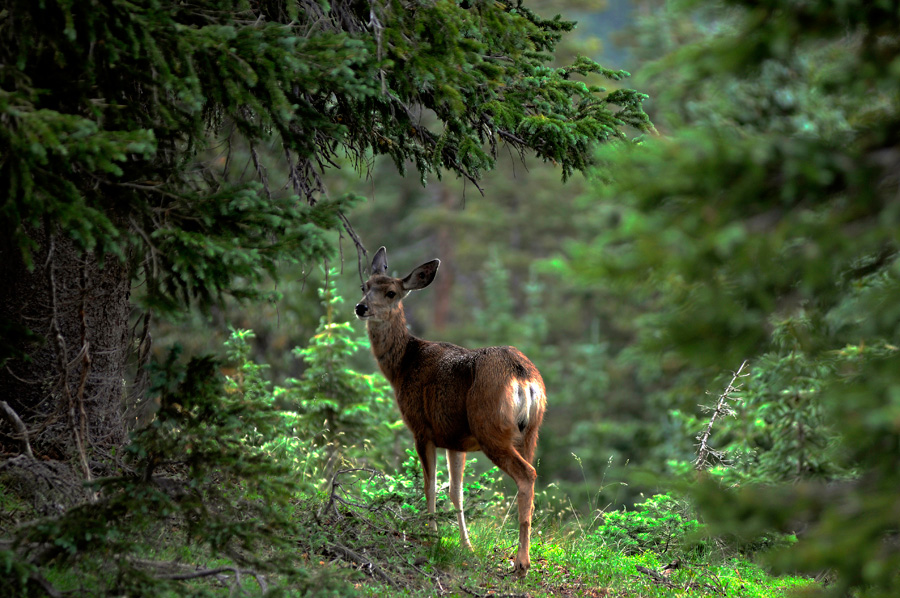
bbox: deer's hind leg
[519,412,543,466]
[477,432,537,578]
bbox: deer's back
[394,338,544,452]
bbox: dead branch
[635,564,725,595]
[318,467,387,520]
[250,145,272,200]
[126,311,153,430]
[43,228,92,485]
[0,455,90,516]
[132,558,268,593]
[337,210,368,284]
[694,360,749,471]
[27,571,63,598]
[326,542,398,588]
[460,584,530,598]
[76,259,93,479]
[0,400,33,457]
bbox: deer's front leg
[416,439,437,531]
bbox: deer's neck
[366,307,411,386]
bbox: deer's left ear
[371,247,388,276]
[402,260,440,291]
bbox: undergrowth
[0,317,820,597]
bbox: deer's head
[355,247,440,321]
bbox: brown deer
[355,247,546,577]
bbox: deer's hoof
[513,558,530,579]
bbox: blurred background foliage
[143,0,900,594]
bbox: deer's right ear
[371,247,388,276]
[402,259,440,291]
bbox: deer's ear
[371,247,388,276]
[402,259,440,291]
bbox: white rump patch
[511,380,541,430]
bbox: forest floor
[0,460,821,597]
[333,519,820,598]
[0,489,821,598]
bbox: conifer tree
[289,268,395,483]
[0,1,649,463]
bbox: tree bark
[0,226,130,466]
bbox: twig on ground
[27,571,63,598]
[326,542,399,588]
[459,584,530,598]
[635,564,725,595]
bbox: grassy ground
[343,518,818,598]
[0,497,819,597]
[1,465,820,597]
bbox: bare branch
[460,584,529,598]
[337,211,368,284]
[250,145,271,200]
[0,400,33,457]
[43,227,92,485]
[76,258,92,467]
[695,360,749,471]
[326,542,399,588]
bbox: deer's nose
[355,303,368,318]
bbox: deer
[355,247,546,577]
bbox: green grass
[0,491,820,597]
[1,456,818,597]
[348,515,818,598]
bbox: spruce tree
[289,268,395,484]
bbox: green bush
[592,493,704,559]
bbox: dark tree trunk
[0,226,131,468]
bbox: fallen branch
[459,584,530,598]
[635,564,725,595]
[27,571,63,598]
[0,400,33,458]
[636,564,672,586]
[326,542,398,588]
[131,558,268,593]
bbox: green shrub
[592,493,704,558]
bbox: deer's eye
[386,291,396,299]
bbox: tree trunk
[0,226,130,469]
